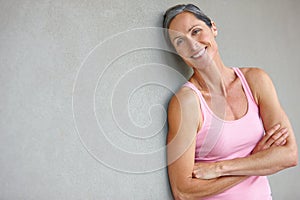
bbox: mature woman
[164,4,298,200]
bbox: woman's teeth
[191,48,206,59]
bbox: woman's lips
[191,47,206,59]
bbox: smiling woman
[163,4,298,200]
[168,12,218,72]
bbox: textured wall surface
[1,0,299,199]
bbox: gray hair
[162,4,212,43]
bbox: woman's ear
[211,21,218,37]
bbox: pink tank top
[183,67,272,200]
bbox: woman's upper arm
[246,68,298,163]
[167,88,200,197]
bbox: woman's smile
[191,47,207,59]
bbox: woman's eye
[192,29,201,35]
[176,38,184,46]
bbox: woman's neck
[193,59,229,96]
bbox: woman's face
[168,12,218,68]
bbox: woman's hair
[163,4,212,29]
[162,4,212,43]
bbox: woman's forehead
[168,12,205,33]
[168,12,206,39]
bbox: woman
[164,4,298,200]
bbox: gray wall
[1,0,299,199]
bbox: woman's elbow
[170,181,200,200]
[172,186,192,200]
[289,148,298,167]
[172,191,189,200]
[285,146,298,168]
[171,182,207,200]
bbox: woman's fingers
[264,128,288,149]
[264,124,281,141]
[280,139,287,145]
[192,162,221,180]
[257,124,281,147]
[273,130,289,146]
[252,124,288,154]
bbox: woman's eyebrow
[188,24,201,32]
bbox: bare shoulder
[168,86,201,126]
[168,86,200,111]
[239,67,270,82]
[238,67,274,103]
[167,85,201,138]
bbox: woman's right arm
[167,88,247,200]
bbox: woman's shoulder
[238,67,273,103]
[238,67,268,78]
[238,67,272,85]
[169,84,199,109]
[168,83,202,119]
[168,83,202,132]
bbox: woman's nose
[187,37,200,51]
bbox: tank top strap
[232,67,258,107]
[182,82,209,113]
[182,82,210,135]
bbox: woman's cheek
[176,49,190,60]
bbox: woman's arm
[167,88,247,200]
[193,124,289,179]
[193,68,298,179]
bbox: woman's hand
[192,162,221,180]
[252,124,289,154]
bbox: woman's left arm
[193,68,298,179]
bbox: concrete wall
[1,0,299,199]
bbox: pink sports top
[183,67,272,200]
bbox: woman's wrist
[216,161,230,177]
